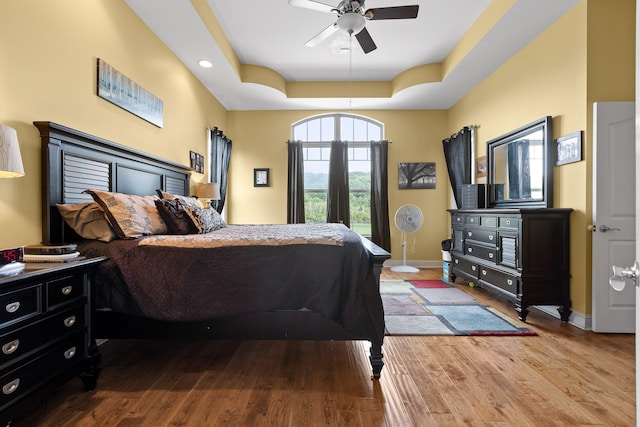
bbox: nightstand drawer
[0,305,86,368]
[0,332,86,411]
[0,286,40,326]
[46,275,85,309]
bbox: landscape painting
[398,162,436,189]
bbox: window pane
[308,119,320,141]
[293,123,307,141]
[321,117,334,141]
[307,147,322,161]
[304,192,327,223]
[368,122,382,140]
[353,119,367,141]
[321,146,331,160]
[350,192,371,235]
[349,165,370,189]
[353,146,368,161]
[340,116,354,141]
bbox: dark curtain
[442,127,472,208]
[287,140,306,224]
[508,139,531,199]
[209,127,232,213]
[326,140,350,227]
[370,140,390,251]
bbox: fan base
[390,265,419,273]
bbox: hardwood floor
[16,268,635,426]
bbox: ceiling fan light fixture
[337,12,365,35]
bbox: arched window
[292,113,383,236]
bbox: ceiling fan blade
[364,5,419,20]
[355,27,377,54]
[289,0,336,14]
[305,23,339,47]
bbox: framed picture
[476,156,487,178]
[555,131,582,166]
[97,58,164,128]
[254,168,270,187]
[398,162,436,189]
[190,151,204,173]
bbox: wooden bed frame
[35,121,391,379]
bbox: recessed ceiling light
[198,59,213,68]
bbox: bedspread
[79,223,384,344]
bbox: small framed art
[190,151,204,173]
[254,168,270,187]
[555,131,582,166]
[476,156,487,178]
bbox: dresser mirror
[487,116,553,208]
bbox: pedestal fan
[391,204,423,273]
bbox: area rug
[381,279,536,336]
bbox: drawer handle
[2,340,19,355]
[467,232,472,237]
[61,286,73,295]
[481,269,487,275]
[489,235,494,241]
[507,279,513,286]
[471,266,477,271]
[470,218,475,223]
[454,259,459,264]
[2,379,19,395]
[505,219,511,225]
[64,347,76,360]
[5,302,20,314]
[489,253,494,259]
[64,316,76,327]
[456,217,461,222]
[467,248,473,253]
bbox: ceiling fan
[289,0,419,54]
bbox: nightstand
[0,256,106,425]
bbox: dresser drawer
[452,256,479,279]
[46,274,85,309]
[465,215,480,226]
[498,216,519,229]
[451,214,464,226]
[0,286,41,326]
[0,304,87,368]
[480,215,497,227]
[0,332,87,411]
[478,266,519,296]
[465,228,496,245]
[464,242,498,263]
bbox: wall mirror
[487,116,553,208]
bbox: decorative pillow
[56,202,119,242]
[85,189,168,238]
[156,189,201,210]
[184,205,226,234]
[154,199,198,235]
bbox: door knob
[599,225,621,232]
[609,260,640,291]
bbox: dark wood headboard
[35,121,192,244]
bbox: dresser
[448,209,572,322]
[0,257,105,425]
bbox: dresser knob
[507,279,513,286]
[64,316,76,327]
[489,253,494,259]
[64,347,77,360]
[489,235,494,241]
[468,248,473,253]
[2,379,19,395]
[61,286,73,295]
[505,219,511,225]
[481,269,487,275]
[472,266,477,271]
[5,302,20,314]
[2,340,19,355]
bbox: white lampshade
[337,12,365,35]
[196,182,220,200]
[0,125,25,178]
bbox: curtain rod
[445,124,478,140]
[285,140,392,143]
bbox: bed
[35,121,390,380]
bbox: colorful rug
[381,279,536,336]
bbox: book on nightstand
[22,244,83,263]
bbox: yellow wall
[448,0,635,316]
[227,109,451,261]
[0,0,227,248]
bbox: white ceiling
[124,0,580,111]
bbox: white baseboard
[383,259,588,331]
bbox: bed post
[358,235,390,380]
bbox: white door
[592,102,636,333]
